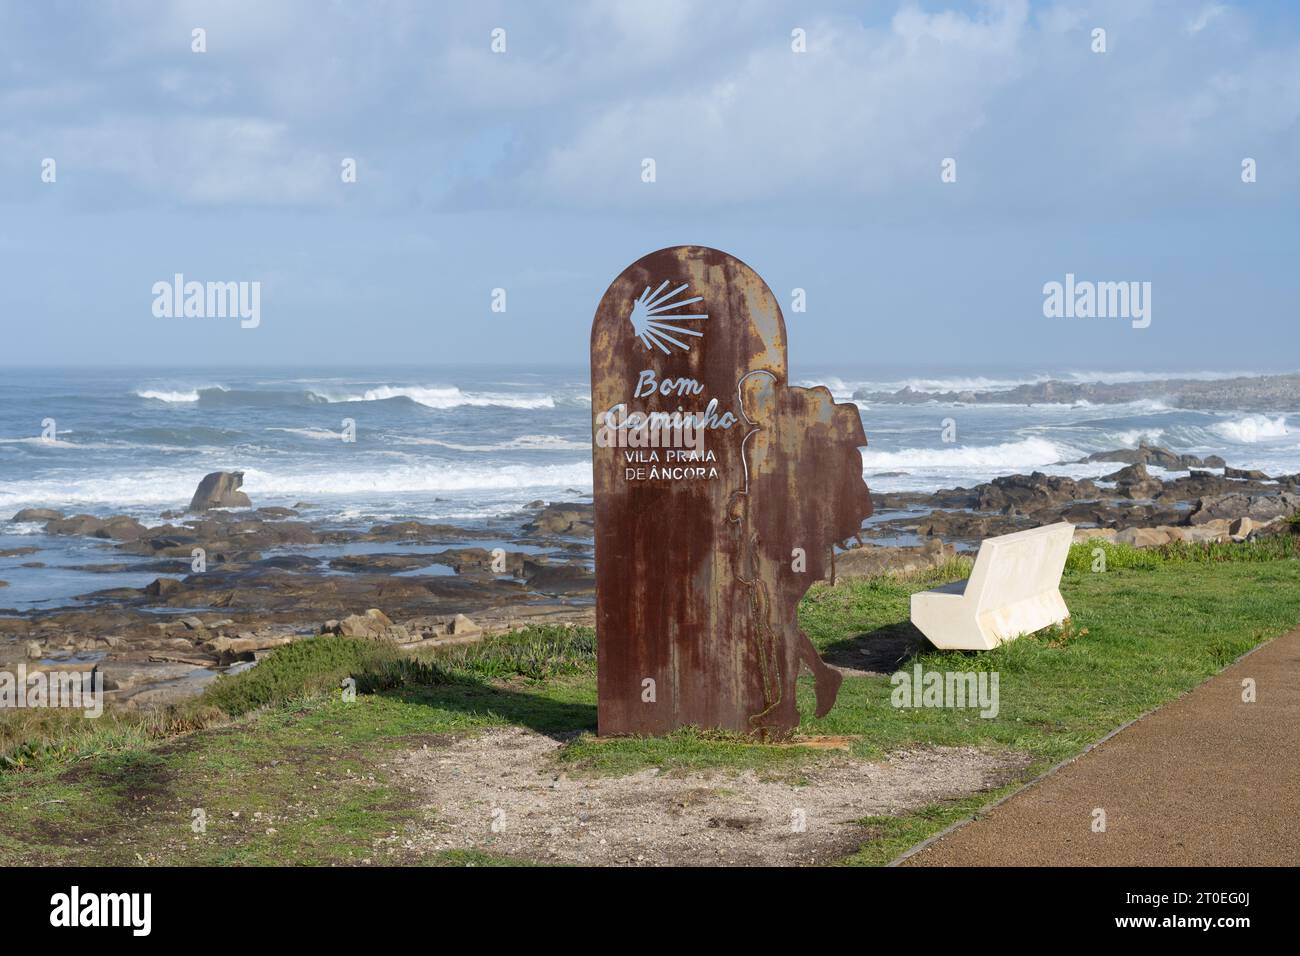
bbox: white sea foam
[238,462,591,496]
[135,385,228,403]
[1098,427,1168,449]
[136,389,200,403]
[0,461,594,511]
[794,377,860,401]
[12,369,1300,516]
[264,426,344,440]
[860,436,1074,471]
[0,435,123,450]
[879,375,1053,393]
[845,369,1286,395]
[1210,415,1289,444]
[0,436,79,448]
[391,434,589,452]
[316,385,556,410]
[3,521,47,535]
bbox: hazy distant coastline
[853,373,1300,410]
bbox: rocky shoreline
[3,449,1298,709]
[1,473,600,709]
[863,443,1299,547]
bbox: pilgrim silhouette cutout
[591,246,872,736]
[729,370,873,731]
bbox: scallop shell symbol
[629,280,708,354]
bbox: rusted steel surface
[590,246,872,737]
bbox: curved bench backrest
[966,522,1074,612]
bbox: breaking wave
[315,385,556,410]
[860,437,1074,471]
[0,461,593,512]
[1211,415,1289,444]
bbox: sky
[1,0,1298,372]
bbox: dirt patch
[392,727,1028,866]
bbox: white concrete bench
[910,522,1074,650]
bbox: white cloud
[2,0,1297,211]
[1188,4,1227,35]
[533,1,1031,204]
[522,0,1300,209]
[42,116,338,205]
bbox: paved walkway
[902,627,1300,866]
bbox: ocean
[2,365,1297,520]
[1,365,1296,610]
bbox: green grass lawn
[3,541,1299,866]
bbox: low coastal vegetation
[2,539,1299,865]
[1064,533,1300,571]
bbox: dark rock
[43,513,147,540]
[363,521,496,542]
[448,613,482,636]
[44,514,108,536]
[189,471,252,511]
[1102,463,1144,482]
[116,512,319,556]
[975,472,1099,512]
[1057,501,1123,527]
[329,553,435,573]
[1156,472,1275,502]
[329,547,538,578]
[915,510,1029,539]
[145,577,184,597]
[872,487,979,511]
[522,503,594,537]
[1080,445,1206,471]
[98,516,148,541]
[1101,463,1164,499]
[255,554,321,572]
[831,542,961,580]
[437,547,534,577]
[12,508,63,522]
[524,564,595,595]
[1224,467,1270,481]
[1188,492,1300,525]
[327,608,395,639]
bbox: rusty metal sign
[590,246,872,737]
